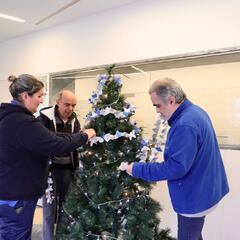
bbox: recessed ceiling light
[0,13,25,22]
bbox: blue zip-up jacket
[132,99,229,214]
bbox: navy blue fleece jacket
[0,103,88,200]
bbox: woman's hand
[84,128,96,139]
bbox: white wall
[0,80,11,102]
[0,0,240,79]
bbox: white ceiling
[0,0,138,43]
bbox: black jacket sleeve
[16,118,88,156]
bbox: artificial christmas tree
[58,65,174,240]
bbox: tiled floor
[32,224,42,240]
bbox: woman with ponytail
[0,74,95,239]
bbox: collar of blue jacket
[168,99,192,126]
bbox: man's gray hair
[149,78,186,104]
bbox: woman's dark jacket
[0,103,88,200]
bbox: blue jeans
[177,214,205,240]
[0,199,37,240]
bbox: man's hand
[84,128,96,139]
[118,162,134,176]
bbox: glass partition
[49,48,240,149]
